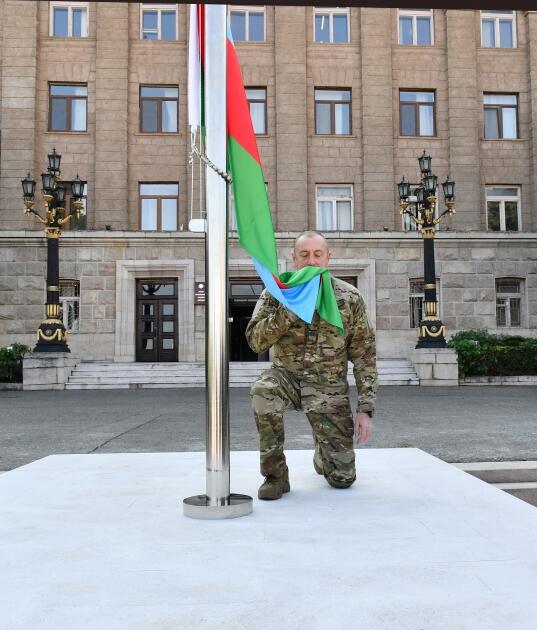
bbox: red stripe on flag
[198,4,205,65]
[226,38,260,164]
[273,274,289,289]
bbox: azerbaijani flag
[189,5,343,335]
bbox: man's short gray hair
[293,230,328,249]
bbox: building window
[481,10,516,48]
[398,8,433,46]
[409,278,440,328]
[316,185,353,231]
[484,94,518,140]
[315,89,351,135]
[140,4,178,40]
[140,86,179,133]
[400,91,435,136]
[314,7,350,44]
[59,181,88,230]
[246,88,267,135]
[59,279,80,333]
[49,84,88,132]
[496,278,523,327]
[486,186,521,231]
[229,6,265,42]
[140,183,178,231]
[50,2,88,37]
[401,186,420,232]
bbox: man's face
[292,234,331,270]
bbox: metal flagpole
[183,4,252,519]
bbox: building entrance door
[229,280,269,361]
[136,279,178,362]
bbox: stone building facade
[1,2,536,364]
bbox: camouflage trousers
[250,367,356,488]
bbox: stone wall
[1,231,535,363]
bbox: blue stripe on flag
[253,258,319,324]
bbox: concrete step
[453,461,537,508]
[67,359,419,389]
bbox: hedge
[447,330,537,379]
[0,343,30,383]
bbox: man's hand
[354,412,372,444]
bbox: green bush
[0,343,30,383]
[447,329,537,379]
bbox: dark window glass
[53,7,69,36]
[399,91,435,136]
[315,14,330,43]
[333,14,348,43]
[161,11,176,40]
[249,12,264,41]
[230,12,246,41]
[51,98,68,131]
[49,84,87,132]
[72,8,85,37]
[416,17,431,45]
[399,16,413,44]
[315,89,351,135]
[139,184,179,231]
[140,86,178,133]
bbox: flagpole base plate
[183,493,253,519]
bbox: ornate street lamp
[397,152,456,348]
[21,149,85,352]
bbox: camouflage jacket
[245,277,378,413]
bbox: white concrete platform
[1,448,537,630]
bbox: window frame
[315,184,354,232]
[483,93,519,140]
[139,183,179,231]
[314,88,352,136]
[246,86,267,135]
[140,3,179,41]
[228,5,266,43]
[59,279,81,333]
[139,85,179,134]
[397,8,434,46]
[313,6,350,44]
[50,1,89,38]
[486,186,521,232]
[495,277,523,328]
[409,277,440,328]
[48,83,88,132]
[399,90,436,137]
[480,10,517,49]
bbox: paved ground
[1,386,536,471]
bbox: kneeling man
[246,231,378,500]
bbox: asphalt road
[1,385,536,471]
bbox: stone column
[274,6,307,231]
[0,0,38,229]
[360,8,395,230]
[446,10,480,230]
[527,12,537,232]
[94,2,129,228]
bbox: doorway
[229,280,269,361]
[136,279,178,362]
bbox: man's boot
[258,472,290,500]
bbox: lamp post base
[183,493,253,520]
[416,320,447,349]
[34,321,70,353]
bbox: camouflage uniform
[246,277,378,488]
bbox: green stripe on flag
[228,136,278,275]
